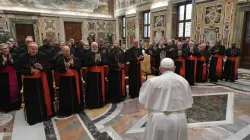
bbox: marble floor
[0,68,250,140]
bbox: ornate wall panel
[196,7,203,26]
[193,1,235,48]
[38,17,60,43]
[151,10,167,43]
[0,0,111,14]
[224,2,233,24]
[87,20,116,42]
[126,17,136,46]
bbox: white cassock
[139,71,193,140]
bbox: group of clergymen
[0,36,144,125]
[0,36,240,126]
[144,38,240,85]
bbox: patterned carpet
[214,69,250,93]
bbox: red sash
[23,72,52,117]
[137,61,142,87]
[187,56,197,82]
[213,54,223,78]
[88,66,105,102]
[60,69,81,104]
[227,57,238,80]
[0,66,19,102]
[175,57,185,78]
[197,56,207,81]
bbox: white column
[166,1,172,39]
[59,18,65,43]
[135,11,140,41]
[191,0,196,40]
[116,17,119,41]
[82,20,88,42]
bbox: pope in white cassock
[139,58,193,140]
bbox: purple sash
[0,66,19,102]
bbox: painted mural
[87,20,116,42]
[193,1,235,48]
[0,0,110,14]
[117,0,153,9]
[151,11,167,43]
[38,17,60,43]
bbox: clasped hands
[31,63,43,73]
[118,63,125,68]
[137,55,144,60]
[64,59,74,68]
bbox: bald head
[159,58,176,74]
[62,45,70,57]
[28,42,38,56]
[132,39,138,48]
[91,42,98,53]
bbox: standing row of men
[0,37,143,126]
[144,39,240,85]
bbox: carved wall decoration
[97,32,105,39]
[151,11,167,43]
[118,21,122,38]
[205,5,222,24]
[224,2,233,24]
[154,30,164,43]
[193,1,235,48]
[222,26,230,48]
[1,0,111,14]
[196,27,201,43]
[38,17,60,44]
[46,31,56,41]
[127,19,136,31]
[126,17,136,46]
[154,15,164,28]
[97,22,105,32]
[106,22,114,33]
[45,20,55,30]
[204,27,220,47]
[86,20,116,41]
[196,7,203,26]
[88,21,96,32]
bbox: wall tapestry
[205,5,222,24]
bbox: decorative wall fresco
[117,0,153,9]
[0,0,111,14]
[205,5,222,25]
[87,20,116,42]
[126,17,136,47]
[151,11,167,43]
[193,1,235,48]
[38,17,60,43]
[204,27,220,47]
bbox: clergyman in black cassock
[209,41,226,82]
[196,44,211,83]
[224,43,241,82]
[127,39,144,98]
[85,42,105,109]
[15,42,53,125]
[107,42,126,103]
[185,42,199,85]
[0,44,21,112]
[55,45,82,116]
[175,42,188,77]
[39,40,57,114]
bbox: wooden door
[15,24,35,47]
[241,12,250,69]
[64,22,82,43]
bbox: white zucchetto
[160,58,175,69]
